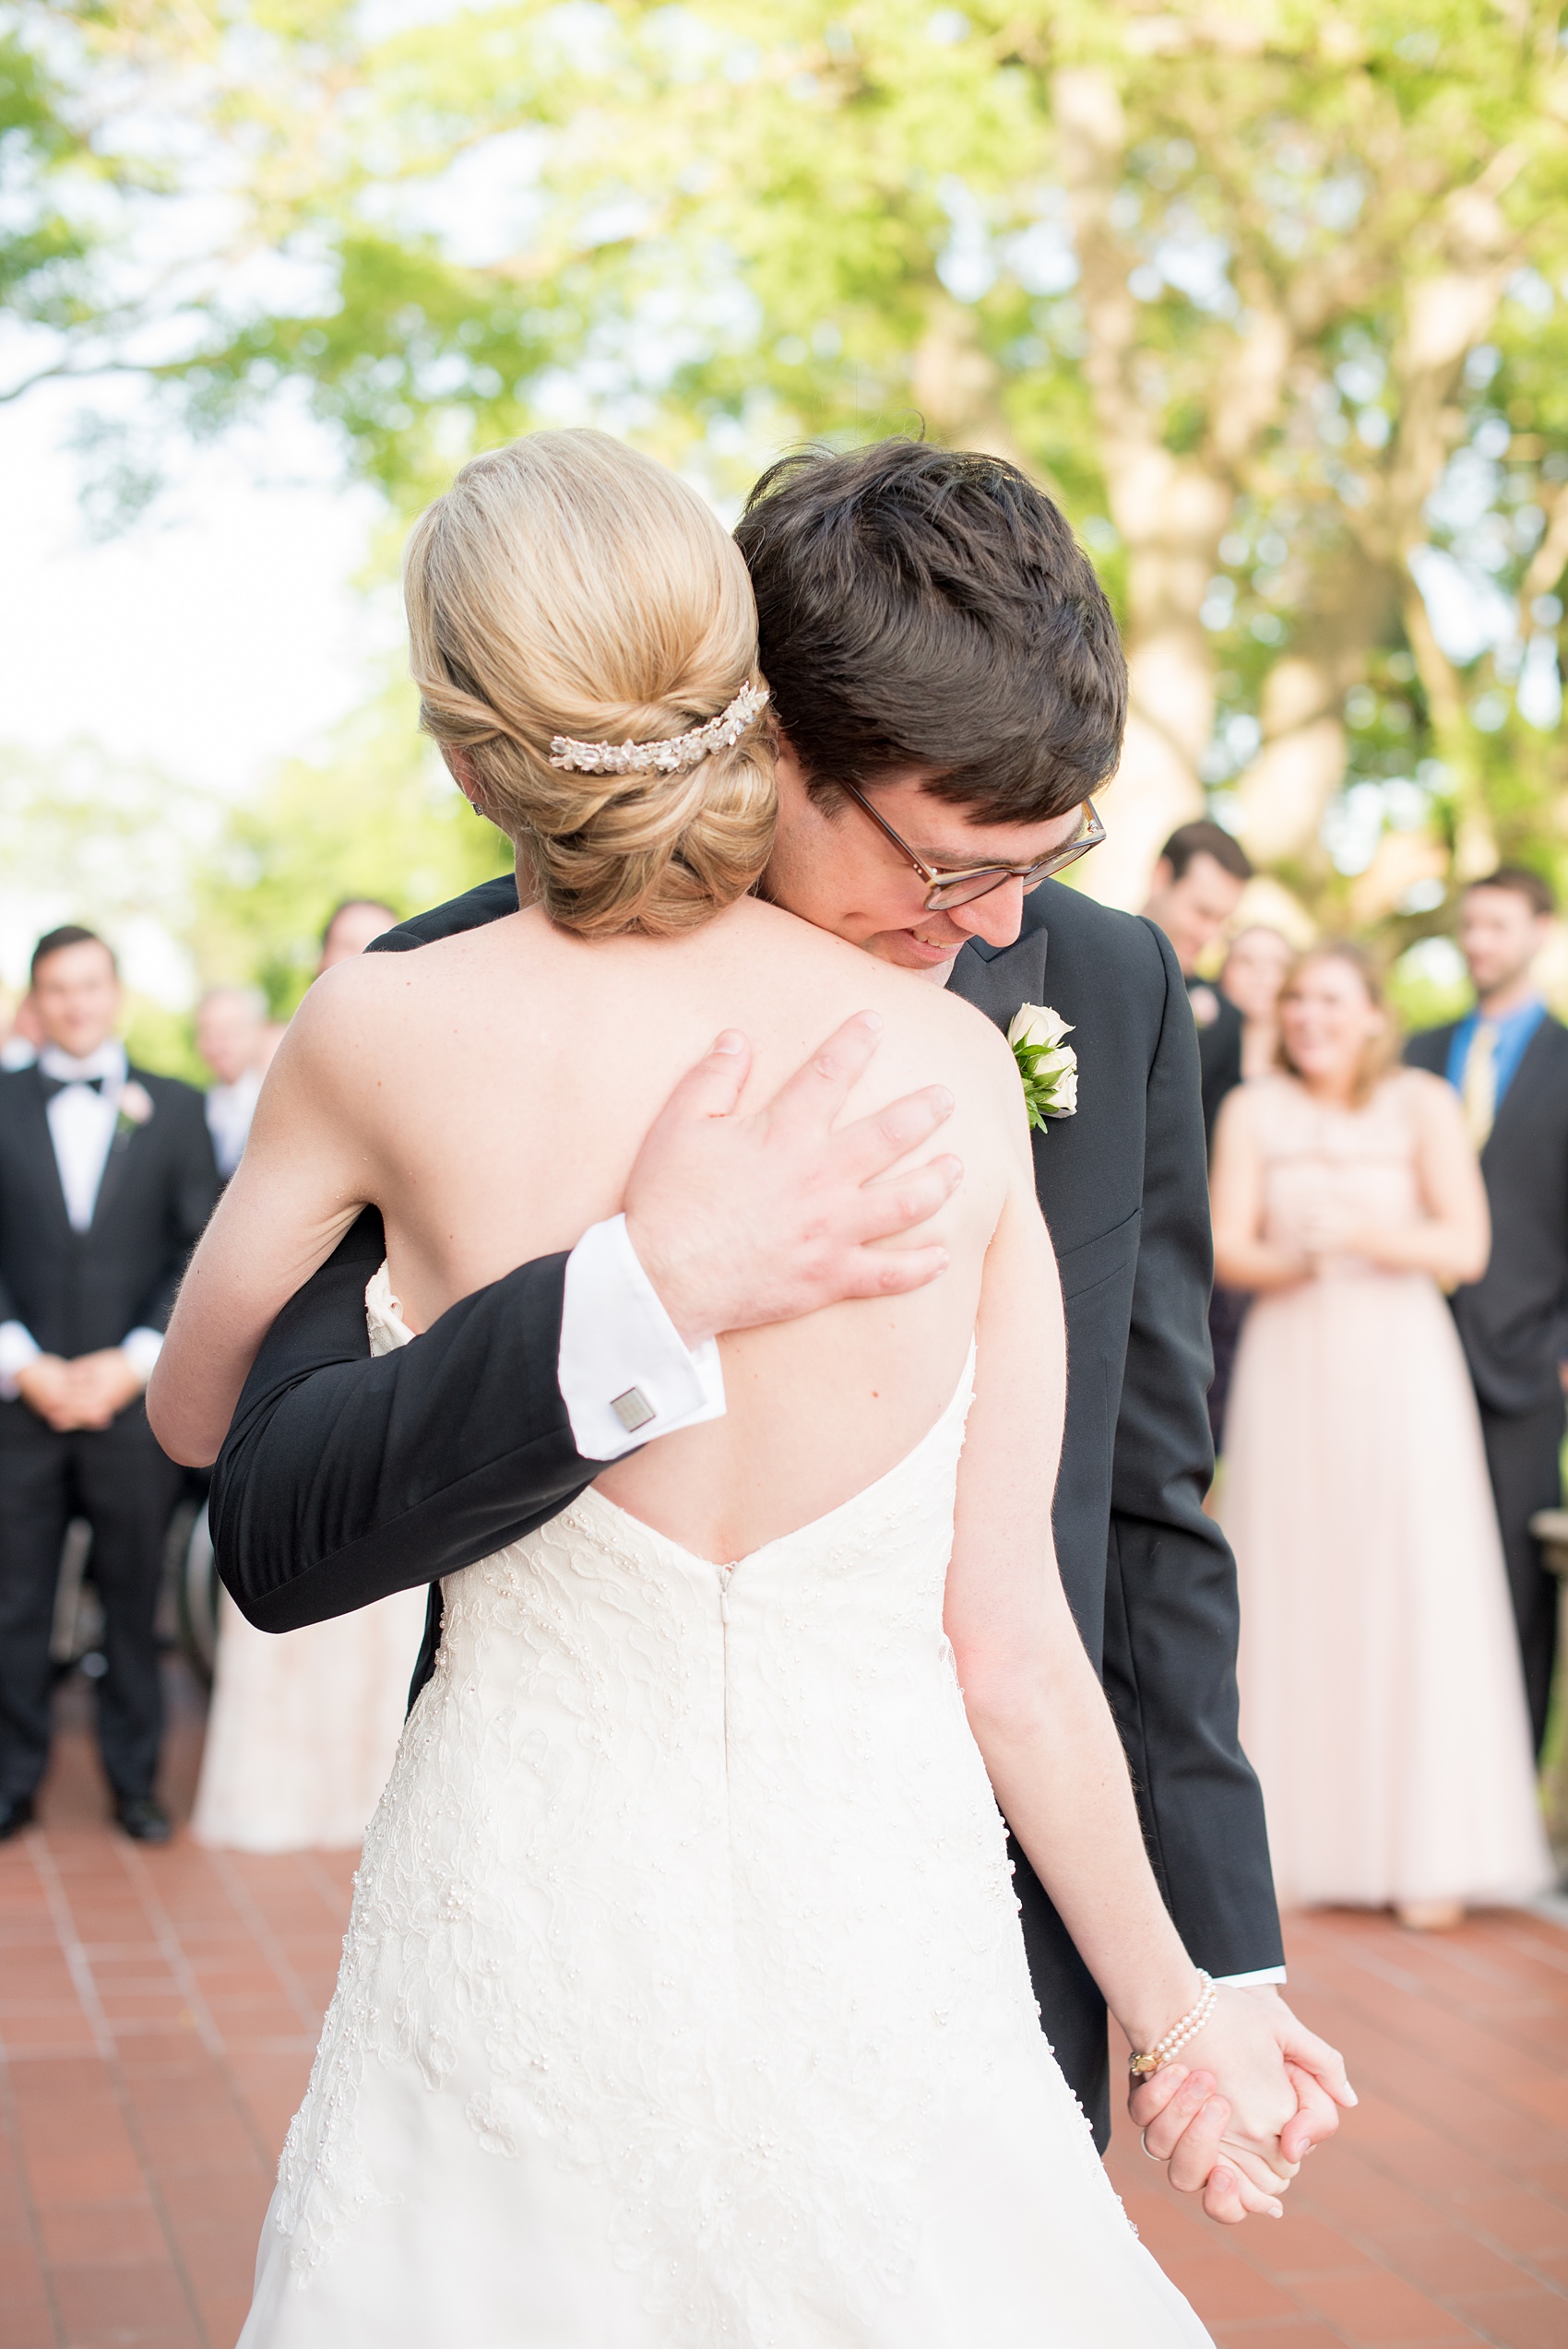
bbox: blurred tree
[1,4,185,395]
[0,737,218,1079]
[165,0,1568,926]
[0,701,507,1071]
[0,734,214,944]
[189,683,511,1018]
[0,5,107,391]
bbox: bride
[155,431,1297,2346]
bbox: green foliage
[1385,936,1474,1038]
[190,682,512,1016]
[0,737,216,937]
[122,996,208,1088]
[0,11,96,324]
[149,0,1568,938]
[11,3,1568,953]
[0,3,197,406]
[0,704,510,1075]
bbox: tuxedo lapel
[89,1078,150,1235]
[1482,1015,1561,1164]
[948,920,1050,1036]
[16,1071,77,1245]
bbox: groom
[211,440,1336,2191]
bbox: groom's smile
[764,744,1096,981]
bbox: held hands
[17,1348,148,1431]
[624,1014,961,1347]
[1128,1986,1356,2225]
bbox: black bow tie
[41,1074,106,1098]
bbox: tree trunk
[1054,65,1250,908]
[1235,553,1397,867]
[909,294,1033,469]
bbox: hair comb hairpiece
[549,682,769,777]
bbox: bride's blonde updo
[405,429,775,936]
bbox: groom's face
[764,743,1088,981]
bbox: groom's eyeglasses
[840,785,1106,913]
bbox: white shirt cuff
[0,1320,41,1400]
[120,1327,165,1385]
[559,1214,726,1462]
[1213,1967,1288,1988]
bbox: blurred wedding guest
[1212,943,1550,1930]
[190,1270,427,1852]
[196,985,276,1180]
[193,905,417,1850]
[1206,925,1296,1452]
[0,991,42,1072]
[317,896,397,972]
[1143,821,1253,1141]
[1407,868,1568,1753]
[0,928,220,1844]
[1221,925,1296,1080]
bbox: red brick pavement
[4,1670,1567,2349]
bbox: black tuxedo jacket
[210,875,1281,2137]
[0,1064,219,1358]
[1406,1014,1568,1415]
[1192,988,1244,1148]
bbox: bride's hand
[1132,2064,1293,2220]
[1129,1987,1356,2224]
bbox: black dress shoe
[113,1795,172,1845]
[0,1793,36,1842]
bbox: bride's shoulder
[267,915,529,1098]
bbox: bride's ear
[444,743,476,794]
[443,744,489,814]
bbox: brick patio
[3,1667,1566,2349]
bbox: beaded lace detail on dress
[253,1272,1192,2348]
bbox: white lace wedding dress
[239,1275,1210,2348]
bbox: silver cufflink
[611,1386,657,1434]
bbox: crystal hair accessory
[548,682,769,777]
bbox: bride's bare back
[175,891,1028,1565]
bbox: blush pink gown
[190,1271,429,1853]
[1219,1072,1550,1911]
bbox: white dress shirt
[206,1066,264,1180]
[557,1215,725,1461]
[0,1040,166,1397]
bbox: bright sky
[0,383,390,796]
[0,381,393,1000]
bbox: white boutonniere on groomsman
[1007,1003,1078,1131]
[113,1080,155,1144]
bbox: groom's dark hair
[735,439,1126,825]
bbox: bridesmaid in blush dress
[1211,943,1550,1932]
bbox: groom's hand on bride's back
[624,1011,961,1347]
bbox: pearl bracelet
[1128,1971,1217,2078]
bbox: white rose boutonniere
[1007,1003,1078,1131]
[114,1080,155,1142]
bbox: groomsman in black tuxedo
[1407,867,1568,1751]
[203,444,1344,2190]
[1142,821,1253,1147]
[0,928,220,1842]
